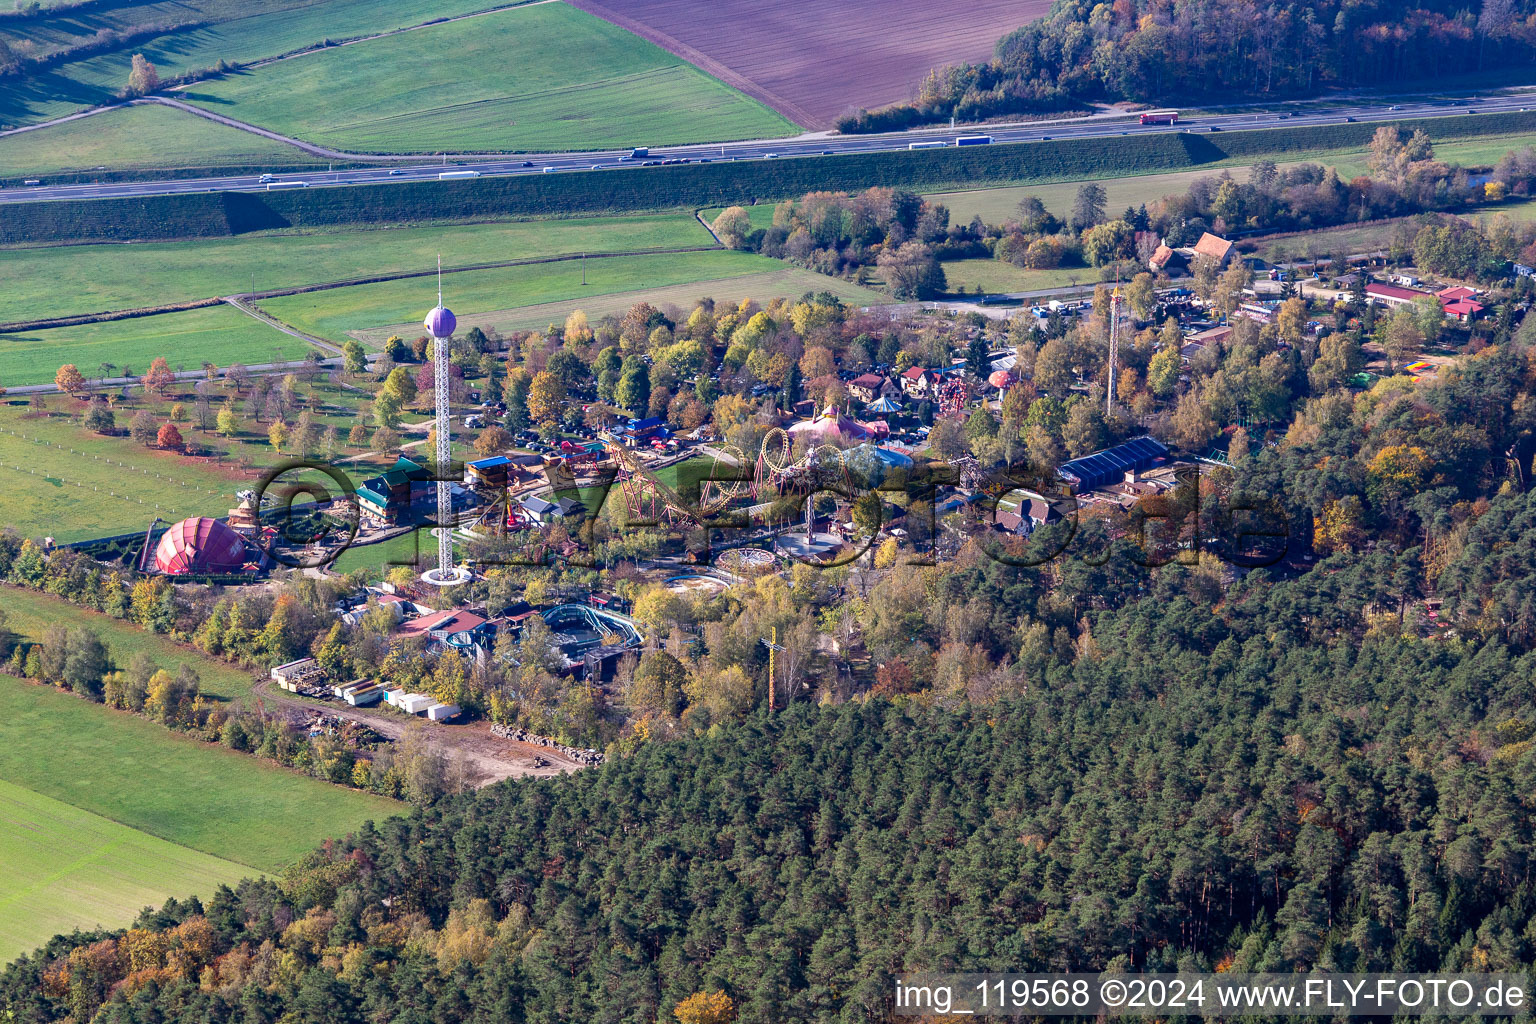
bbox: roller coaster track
[598,433,749,528]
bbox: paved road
[3,91,1532,205]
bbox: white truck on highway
[438,170,481,180]
[908,140,946,150]
[265,180,309,190]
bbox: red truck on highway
[1139,110,1179,124]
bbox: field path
[224,295,343,356]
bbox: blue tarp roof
[467,456,511,469]
[1058,436,1169,489]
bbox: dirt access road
[252,677,584,786]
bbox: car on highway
[1389,105,1399,111]
[22,179,40,185]
[521,160,534,167]
[1345,116,1356,122]
[592,164,603,170]
[258,174,275,183]
[543,166,555,173]
[821,150,834,155]
[388,169,403,175]
[764,152,779,158]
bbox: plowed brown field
[564,0,1049,130]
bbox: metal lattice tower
[1106,284,1120,419]
[421,256,468,587]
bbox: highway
[3,92,1534,205]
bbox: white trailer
[426,702,461,721]
[397,693,433,715]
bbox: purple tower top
[423,305,456,338]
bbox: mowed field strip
[349,266,885,345]
[564,0,1047,128]
[0,779,251,963]
[181,2,797,152]
[258,249,784,343]
[0,305,314,387]
[0,675,400,873]
[0,103,325,179]
[0,0,512,128]
[0,213,713,323]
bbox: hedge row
[0,162,366,190]
[6,110,1536,246]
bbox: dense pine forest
[7,511,1536,1021]
[841,0,1536,130]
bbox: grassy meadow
[181,2,797,153]
[0,675,399,873]
[0,103,324,180]
[0,0,510,128]
[939,259,1091,295]
[0,587,257,702]
[0,779,251,963]
[0,305,314,387]
[350,266,886,345]
[259,249,785,343]
[0,212,713,324]
[0,399,250,542]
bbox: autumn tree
[55,364,86,398]
[126,53,159,96]
[143,357,175,398]
[528,371,566,424]
[712,206,754,249]
[674,990,737,1024]
[473,425,511,456]
[156,421,184,451]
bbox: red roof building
[1364,282,1433,307]
[1443,299,1485,322]
[1436,286,1479,302]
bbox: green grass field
[0,212,713,324]
[939,259,1092,296]
[0,586,257,701]
[0,304,313,387]
[0,778,251,963]
[0,103,325,179]
[329,530,433,574]
[0,675,399,873]
[260,249,787,343]
[182,2,797,153]
[0,402,248,542]
[0,0,511,128]
[350,265,886,346]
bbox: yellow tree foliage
[528,370,566,424]
[674,990,737,1024]
[55,363,86,397]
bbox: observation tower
[421,258,471,587]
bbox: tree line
[839,0,1536,130]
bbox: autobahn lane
[3,92,1533,204]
